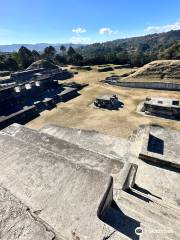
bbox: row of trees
[0,41,179,71]
[0,45,84,71]
[78,41,180,66]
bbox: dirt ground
[27,67,180,139]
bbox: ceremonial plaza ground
[27,66,180,138]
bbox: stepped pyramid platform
[40,124,129,159]
[2,124,136,190]
[0,124,179,239]
[0,130,113,240]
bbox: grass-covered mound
[27,60,58,70]
[125,60,180,81]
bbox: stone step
[115,201,179,239]
[127,125,180,208]
[0,132,113,240]
[40,124,129,159]
[131,187,180,217]
[134,153,180,207]
[115,190,180,236]
[102,205,173,240]
[2,124,136,190]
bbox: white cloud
[70,36,91,44]
[72,27,87,34]
[99,27,118,35]
[145,20,180,33]
[99,27,113,35]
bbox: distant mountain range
[0,43,84,52]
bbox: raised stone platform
[2,123,136,190]
[0,131,113,240]
[0,105,38,130]
[40,124,129,159]
[128,124,180,207]
[0,124,179,240]
[0,67,78,129]
[139,125,180,169]
[41,124,180,239]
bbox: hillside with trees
[78,30,180,66]
[0,30,179,71]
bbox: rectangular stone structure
[143,97,180,118]
[0,132,113,240]
[2,124,134,190]
[139,125,180,169]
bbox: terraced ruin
[0,123,179,240]
[0,59,179,240]
[0,66,83,129]
[104,60,180,90]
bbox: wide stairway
[0,124,179,240]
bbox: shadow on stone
[134,184,162,200]
[142,158,180,173]
[108,101,124,110]
[0,87,81,129]
[147,134,164,155]
[101,200,140,240]
[62,92,80,103]
[95,100,124,111]
[126,189,153,203]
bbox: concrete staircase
[0,124,179,240]
[104,190,180,240]
[2,123,135,190]
[39,124,180,240]
[0,124,138,240]
[117,190,180,231]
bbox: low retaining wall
[0,106,39,129]
[106,80,180,91]
[0,71,10,77]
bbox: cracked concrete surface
[0,185,56,240]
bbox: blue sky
[0,0,180,44]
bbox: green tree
[137,43,150,52]
[60,45,66,55]
[32,50,41,62]
[72,53,83,65]
[4,58,19,71]
[129,51,145,67]
[67,46,76,57]
[159,42,180,60]
[18,46,33,68]
[43,46,56,60]
[116,50,129,64]
[54,54,67,65]
[0,61,6,71]
[11,52,20,65]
